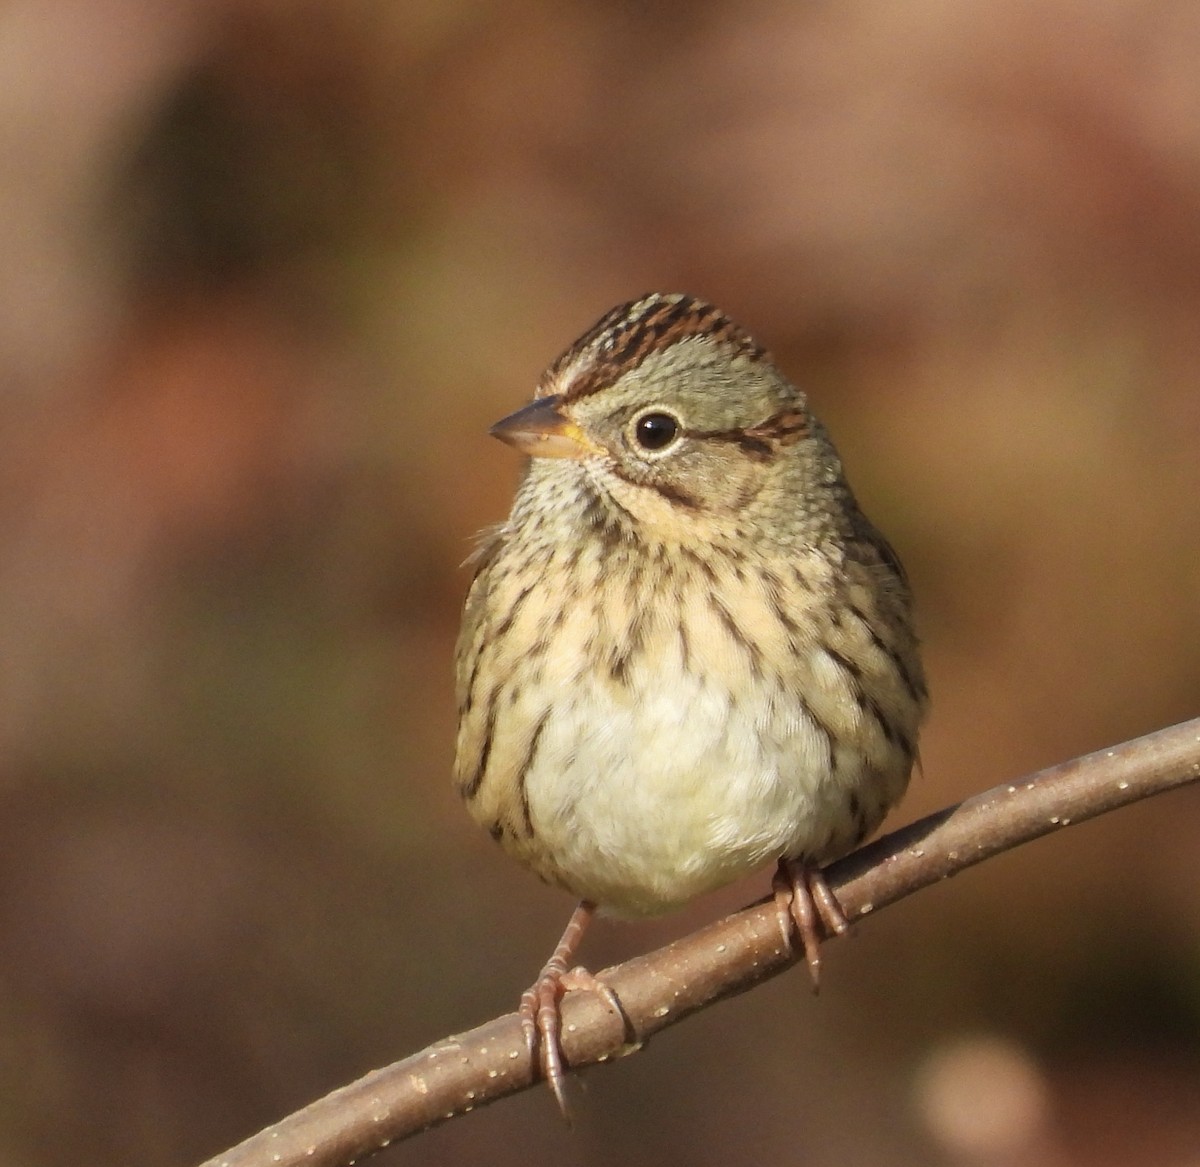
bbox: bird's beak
[488,395,602,459]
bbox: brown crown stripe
[538,293,767,402]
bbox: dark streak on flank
[846,667,916,761]
[863,694,899,747]
[459,635,485,718]
[460,700,497,800]
[795,692,836,774]
[491,581,535,642]
[515,709,551,836]
[460,577,532,715]
[824,644,862,681]
[518,780,534,838]
[831,630,907,754]
[848,601,926,705]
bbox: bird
[454,292,927,1111]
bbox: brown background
[1,2,1198,1165]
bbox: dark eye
[633,411,680,452]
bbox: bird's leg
[519,899,621,1116]
[772,858,851,990]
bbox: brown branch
[201,717,1200,1167]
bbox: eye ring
[631,410,681,453]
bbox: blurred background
[1,1,1198,1164]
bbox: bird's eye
[632,411,681,452]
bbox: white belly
[522,663,856,917]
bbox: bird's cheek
[703,462,764,515]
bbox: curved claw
[519,970,572,1115]
[773,858,851,991]
[517,900,599,1118]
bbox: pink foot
[772,858,851,990]
[517,901,621,1116]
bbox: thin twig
[201,717,1200,1167]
